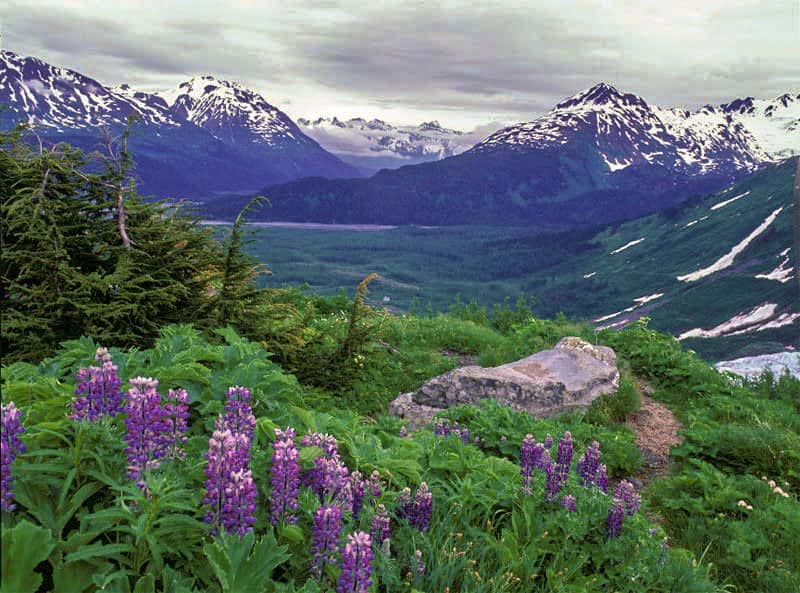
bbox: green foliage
[203,530,290,593]
[604,319,800,592]
[1,519,56,593]
[585,372,642,425]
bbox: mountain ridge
[0,50,359,198]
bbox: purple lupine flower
[561,494,576,512]
[613,480,641,516]
[124,378,169,486]
[543,434,553,449]
[544,456,561,502]
[203,428,253,535]
[410,482,432,532]
[576,441,602,487]
[596,464,609,493]
[606,500,624,538]
[396,487,412,522]
[337,532,374,593]
[220,467,257,536]
[433,419,451,437]
[350,471,366,520]
[219,386,256,444]
[270,427,301,525]
[368,470,383,498]
[162,388,190,459]
[413,549,425,575]
[1,402,26,512]
[316,455,353,511]
[70,348,123,421]
[311,504,343,577]
[520,434,544,495]
[551,431,574,498]
[302,432,339,457]
[370,504,391,548]
[473,436,481,446]
[398,426,408,438]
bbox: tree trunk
[794,156,800,295]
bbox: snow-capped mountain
[0,50,358,198]
[160,76,316,149]
[207,82,798,227]
[298,116,469,159]
[472,82,795,178]
[296,116,502,175]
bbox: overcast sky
[2,0,799,129]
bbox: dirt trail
[626,385,683,486]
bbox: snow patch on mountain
[711,190,751,210]
[610,237,645,254]
[756,249,795,284]
[716,352,800,380]
[678,303,779,339]
[677,206,784,282]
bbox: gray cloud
[2,0,798,129]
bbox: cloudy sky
[2,0,799,129]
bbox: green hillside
[249,159,798,361]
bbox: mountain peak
[554,82,645,111]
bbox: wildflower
[433,419,451,437]
[270,427,301,525]
[203,428,257,535]
[606,500,624,538]
[737,499,754,510]
[399,426,408,438]
[414,549,425,575]
[302,432,339,457]
[316,455,353,510]
[312,504,343,577]
[560,494,576,512]
[368,470,383,498]
[370,504,391,549]
[350,471,366,520]
[337,532,374,593]
[70,347,123,421]
[550,431,574,499]
[396,487,412,521]
[543,434,553,449]
[1,402,26,512]
[162,388,189,459]
[520,434,545,494]
[576,441,602,487]
[124,378,169,486]
[221,467,257,536]
[613,480,641,516]
[596,464,608,493]
[219,386,256,444]
[411,482,433,532]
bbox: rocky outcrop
[389,337,619,429]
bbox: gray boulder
[389,337,619,429]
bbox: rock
[389,337,619,428]
[715,352,800,380]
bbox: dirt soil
[626,393,684,485]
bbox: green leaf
[53,560,96,593]
[1,520,56,593]
[65,542,135,563]
[278,524,305,545]
[133,574,155,593]
[203,530,290,593]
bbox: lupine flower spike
[270,428,301,525]
[1,402,26,512]
[311,504,343,577]
[71,347,123,421]
[337,532,374,593]
[561,494,577,512]
[124,377,168,487]
[162,388,190,459]
[370,504,391,549]
[203,428,257,535]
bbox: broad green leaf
[1,520,56,593]
[65,542,135,563]
[203,530,290,593]
[133,574,155,593]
